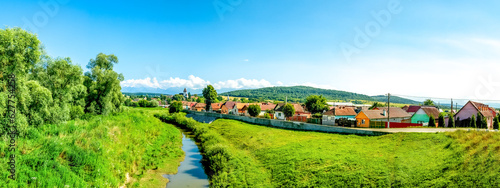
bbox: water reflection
[164,133,209,188]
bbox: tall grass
[0,107,183,187]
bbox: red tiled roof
[470,101,496,117]
[211,103,223,110]
[261,104,277,111]
[194,103,206,108]
[323,107,357,116]
[223,101,237,109]
[406,106,422,113]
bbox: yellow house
[355,111,371,128]
[355,108,412,128]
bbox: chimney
[383,109,386,116]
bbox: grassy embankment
[159,113,500,187]
[0,107,184,187]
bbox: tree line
[0,28,124,136]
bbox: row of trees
[0,28,124,136]
[429,112,500,129]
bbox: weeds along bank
[155,113,272,187]
[0,107,183,187]
[158,113,500,187]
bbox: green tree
[203,85,218,111]
[31,57,87,123]
[196,97,205,103]
[448,114,455,128]
[471,115,476,128]
[476,112,483,129]
[247,104,261,117]
[283,103,295,120]
[424,99,435,106]
[84,53,124,115]
[149,100,159,107]
[438,113,445,128]
[169,101,183,113]
[0,28,43,136]
[25,80,53,127]
[173,94,184,101]
[482,116,487,129]
[429,115,436,128]
[305,95,329,114]
[124,98,132,106]
[138,99,149,107]
[369,102,383,110]
[494,116,499,130]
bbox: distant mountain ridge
[219,86,420,104]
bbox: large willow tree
[84,53,125,115]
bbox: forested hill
[219,86,419,104]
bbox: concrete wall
[187,111,389,136]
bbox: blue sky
[2,0,500,102]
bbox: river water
[164,132,209,188]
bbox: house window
[362,119,365,124]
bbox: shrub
[138,99,149,107]
[471,115,476,128]
[448,115,455,128]
[494,116,499,130]
[438,114,445,128]
[264,113,271,119]
[429,115,436,128]
[247,104,261,117]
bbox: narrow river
[164,132,209,188]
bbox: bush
[429,115,436,128]
[494,116,499,130]
[138,99,149,107]
[169,101,183,113]
[264,113,271,119]
[471,115,476,128]
[448,115,455,128]
[438,114,445,128]
[247,104,261,117]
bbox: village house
[260,103,277,117]
[182,101,197,110]
[210,103,223,113]
[322,106,357,126]
[410,107,440,126]
[355,107,411,128]
[274,103,310,121]
[455,101,497,129]
[402,105,423,115]
[192,103,206,112]
[221,101,238,114]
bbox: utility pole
[387,93,390,128]
[451,98,453,114]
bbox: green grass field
[0,107,184,187]
[161,113,500,187]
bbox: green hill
[220,86,419,104]
[371,95,420,104]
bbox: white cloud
[121,75,274,90]
[120,77,161,88]
[244,59,249,62]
